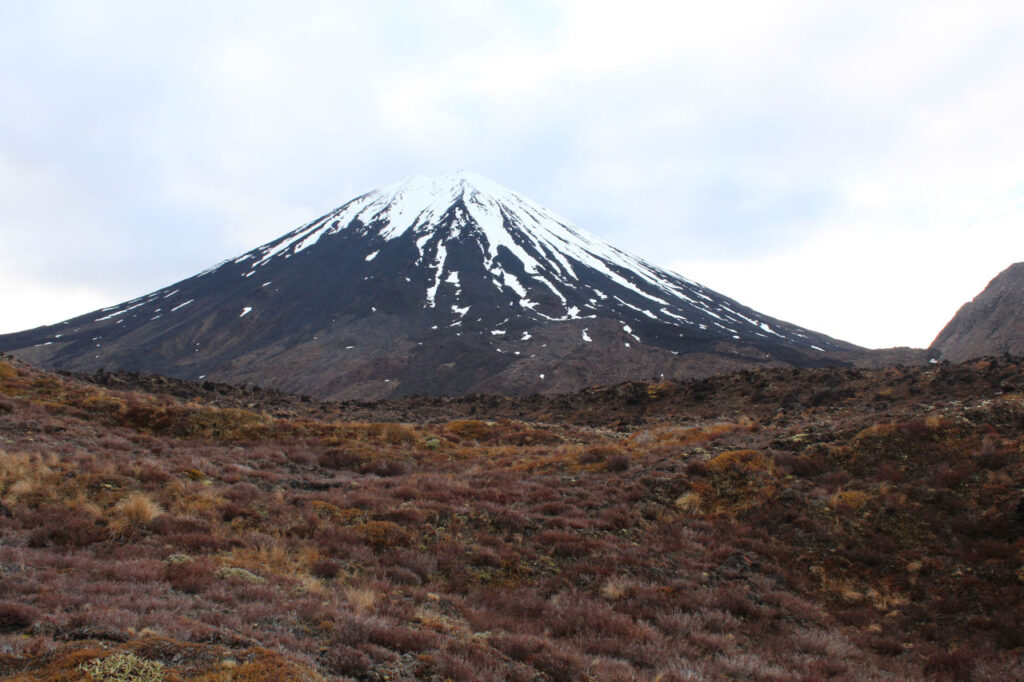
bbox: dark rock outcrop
[932,263,1024,362]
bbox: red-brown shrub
[222,482,261,502]
[604,454,630,472]
[0,602,39,631]
[361,458,407,477]
[164,556,216,594]
[923,647,977,680]
[426,651,479,681]
[365,619,438,652]
[148,515,211,536]
[358,520,410,548]
[321,645,372,676]
[528,648,587,680]
[319,448,364,470]
[380,506,426,525]
[578,446,616,464]
[385,566,422,585]
[489,632,547,661]
[382,548,437,581]
[26,509,108,548]
[164,531,225,553]
[310,559,341,580]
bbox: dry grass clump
[444,419,494,441]
[673,491,702,515]
[829,489,872,513]
[0,361,19,378]
[78,652,165,681]
[600,576,636,600]
[0,451,44,487]
[110,492,163,529]
[2,454,59,506]
[344,587,378,615]
[630,420,756,449]
[81,393,128,416]
[704,449,777,514]
[227,541,310,578]
[366,422,417,445]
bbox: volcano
[0,171,857,398]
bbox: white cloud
[1,1,1024,346]
[0,275,110,334]
[677,196,1024,349]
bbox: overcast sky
[2,1,1023,349]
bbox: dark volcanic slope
[932,262,1024,362]
[1,172,857,399]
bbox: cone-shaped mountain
[0,171,858,398]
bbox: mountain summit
[1,172,857,398]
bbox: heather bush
[528,647,587,680]
[164,555,216,594]
[380,505,427,525]
[67,606,139,637]
[357,520,410,548]
[310,558,341,580]
[360,457,406,477]
[425,650,480,681]
[321,645,372,676]
[500,428,564,446]
[604,453,630,472]
[318,448,364,470]
[0,601,39,632]
[27,507,109,548]
[578,445,620,464]
[388,548,439,580]
[488,632,547,662]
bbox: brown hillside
[1,353,1023,680]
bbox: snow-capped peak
[194,171,848,351]
[242,172,698,306]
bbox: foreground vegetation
[0,354,1022,680]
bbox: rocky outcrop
[932,263,1024,362]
